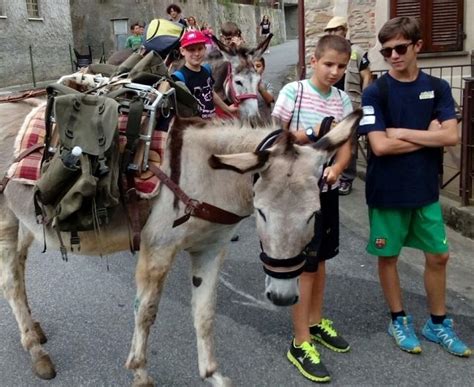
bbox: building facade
[0,0,73,87]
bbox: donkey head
[211,34,272,121]
[210,110,363,306]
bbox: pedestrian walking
[272,34,353,383]
[359,16,471,357]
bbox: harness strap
[0,88,47,104]
[0,143,45,193]
[224,62,258,105]
[147,163,247,227]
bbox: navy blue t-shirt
[172,64,215,119]
[359,71,456,208]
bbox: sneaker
[338,181,352,195]
[287,339,331,383]
[422,318,472,357]
[310,318,350,353]
[388,315,422,354]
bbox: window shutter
[391,0,421,18]
[430,0,463,52]
[390,0,464,53]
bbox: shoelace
[394,318,416,340]
[319,319,338,337]
[301,342,320,364]
[435,323,460,342]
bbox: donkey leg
[126,245,177,387]
[189,247,231,386]
[0,210,56,379]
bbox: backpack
[375,73,444,174]
[172,64,212,84]
[34,85,121,258]
[144,18,184,58]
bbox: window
[112,18,129,50]
[390,0,464,53]
[26,0,40,18]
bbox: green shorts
[367,202,449,257]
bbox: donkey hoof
[33,354,56,379]
[132,371,155,387]
[33,322,47,344]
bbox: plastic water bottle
[61,146,82,169]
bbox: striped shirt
[272,79,352,132]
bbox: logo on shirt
[375,237,387,249]
[419,90,435,100]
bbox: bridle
[252,115,334,279]
[223,62,258,106]
[253,129,316,279]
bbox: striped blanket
[8,104,167,199]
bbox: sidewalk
[264,39,473,240]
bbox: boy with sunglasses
[359,16,471,357]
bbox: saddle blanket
[8,103,167,199]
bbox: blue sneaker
[422,318,472,357]
[388,315,422,353]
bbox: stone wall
[0,0,73,87]
[304,0,376,70]
[71,0,285,60]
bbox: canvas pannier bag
[35,93,120,237]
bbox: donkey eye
[306,212,316,224]
[257,208,267,222]
[235,80,243,87]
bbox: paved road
[1,40,473,386]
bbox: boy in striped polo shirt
[272,34,353,383]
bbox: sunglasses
[379,42,414,58]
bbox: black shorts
[304,188,340,272]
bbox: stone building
[304,0,473,71]
[0,0,73,87]
[70,0,286,60]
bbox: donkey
[208,34,272,123]
[0,99,362,385]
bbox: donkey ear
[250,33,273,58]
[211,34,237,56]
[312,109,363,153]
[209,151,270,174]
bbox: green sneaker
[310,318,350,353]
[287,339,331,383]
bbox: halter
[253,129,312,279]
[224,62,258,106]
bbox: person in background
[125,22,144,52]
[253,57,274,124]
[172,30,238,120]
[259,15,271,53]
[360,16,471,358]
[201,22,217,55]
[272,34,353,383]
[186,16,198,30]
[166,4,187,27]
[324,16,372,195]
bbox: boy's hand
[427,119,442,131]
[227,104,239,114]
[323,166,340,185]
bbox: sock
[431,314,446,325]
[391,310,406,321]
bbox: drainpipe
[298,0,306,79]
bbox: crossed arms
[368,118,459,156]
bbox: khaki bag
[35,93,120,244]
